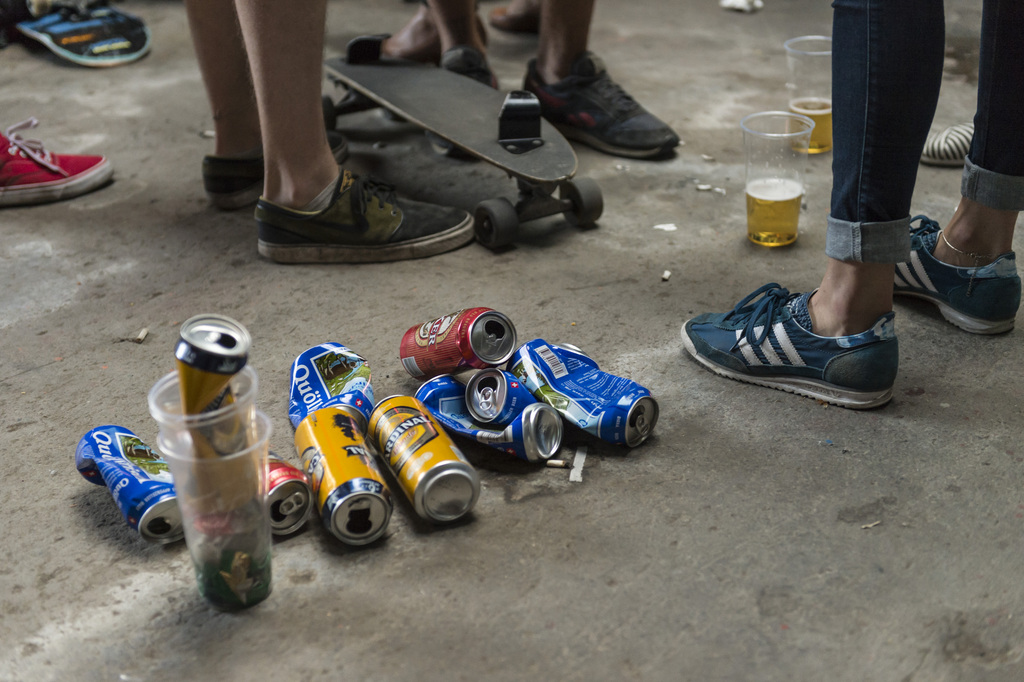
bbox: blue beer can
[508,340,659,447]
[289,342,374,431]
[75,425,183,543]
[465,368,539,426]
[415,375,562,463]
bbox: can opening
[483,320,506,340]
[270,499,288,523]
[477,375,499,392]
[347,507,373,535]
[212,333,237,349]
[146,516,173,536]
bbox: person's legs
[233,0,338,209]
[184,0,261,158]
[532,0,594,83]
[893,0,1023,333]
[937,0,1024,262]
[811,0,945,336]
[680,0,945,408]
[521,0,679,159]
[428,0,485,54]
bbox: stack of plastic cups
[147,366,273,610]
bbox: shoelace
[584,72,639,117]
[4,118,67,176]
[351,175,398,216]
[723,283,792,350]
[909,214,940,239]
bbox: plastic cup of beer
[148,367,274,611]
[740,111,814,247]
[784,35,832,154]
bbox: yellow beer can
[368,396,480,523]
[296,406,393,545]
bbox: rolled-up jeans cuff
[825,216,911,263]
[961,158,1024,211]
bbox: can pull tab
[481,319,507,351]
[277,490,308,516]
[630,404,652,438]
[477,386,497,411]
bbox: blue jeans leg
[962,0,1024,211]
[825,0,945,263]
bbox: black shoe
[202,131,349,210]
[255,170,474,264]
[524,52,679,159]
[440,45,498,89]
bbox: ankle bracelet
[939,230,997,296]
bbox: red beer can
[267,452,313,536]
[399,307,517,379]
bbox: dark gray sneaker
[202,131,349,210]
[255,170,474,263]
[524,52,679,159]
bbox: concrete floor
[2,0,1022,680]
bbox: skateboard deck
[323,58,576,183]
[322,36,602,248]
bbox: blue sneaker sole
[680,323,893,409]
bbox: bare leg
[808,260,895,337]
[184,0,261,157]
[934,198,1018,266]
[233,0,337,208]
[534,0,594,83]
[427,0,486,54]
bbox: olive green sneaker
[255,170,474,263]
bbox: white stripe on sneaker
[773,322,806,366]
[894,272,908,288]
[909,251,938,292]
[896,262,921,290]
[736,329,762,366]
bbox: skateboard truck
[498,92,544,154]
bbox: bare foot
[488,0,540,34]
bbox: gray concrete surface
[2,1,1022,680]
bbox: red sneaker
[0,118,113,207]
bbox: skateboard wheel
[562,178,603,227]
[474,198,519,248]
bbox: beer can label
[398,308,515,379]
[370,398,465,489]
[174,314,251,416]
[289,343,374,428]
[509,340,655,445]
[297,408,390,528]
[415,376,548,462]
[75,425,183,542]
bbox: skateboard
[323,35,603,249]
[15,1,150,67]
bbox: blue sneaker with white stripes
[894,216,1020,334]
[681,284,899,409]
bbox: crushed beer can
[399,307,517,379]
[368,396,480,523]
[509,339,660,447]
[416,375,562,463]
[75,425,183,543]
[267,452,313,536]
[289,343,374,431]
[297,407,393,545]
